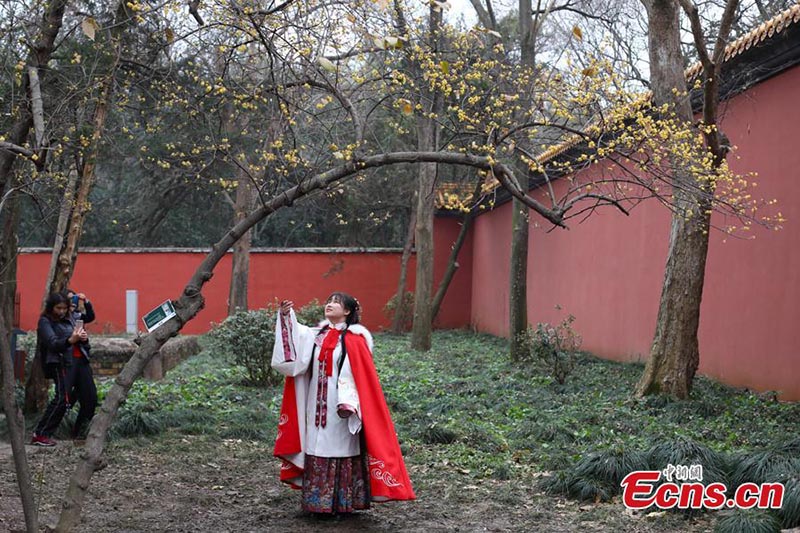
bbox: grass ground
[1,330,798,531]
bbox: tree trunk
[0,181,24,426]
[50,1,132,294]
[519,0,535,65]
[634,0,720,398]
[509,198,530,360]
[0,313,38,533]
[0,184,36,533]
[411,148,436,351]
[636,211,709,397]
[42,170,80,307]
[222,94,266,316]
[0,2,68,532]
[390,198,416,333]
[1,184,21,342]
[0,0,68,196]
[508,0,536,360]
[389,0,415,335]
[410,4,442,352]
[430,212,472,323]
[228,173,254,314]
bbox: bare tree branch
[188,0,204,26]
[27,67,45,151]
[0,142,35,158]
[677,0,713,70]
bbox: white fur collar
[318,320,373,351]
[346,323,374,351]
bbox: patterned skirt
[301,454,371,514]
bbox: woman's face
[324,297,350,324]
[52,302,69,320]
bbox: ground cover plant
[2,330,798,531]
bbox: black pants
[35,362,97,438]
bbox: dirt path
[1,437,713,532]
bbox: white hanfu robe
[271,310,368,460]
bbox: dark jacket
[37,315,90,367]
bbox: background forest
[5,0,792,249]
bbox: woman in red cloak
[272,292,414,515]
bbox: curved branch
[297,79,365,147]
[57,147,572,529]
[677,0,712,71]
[325,46,385,62]
[562,192,630,216]
[513,143,558,204]
[0,142,35,158]
[713,0,740,67]
[496,121,593,146]
[537,5,613,24]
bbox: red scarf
[318,327,340,376]
[273,329,415,501]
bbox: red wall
[17,221,472,336]
[432,216,474,329]
[469,64,800,400]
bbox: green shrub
[646,436,729,486]
[780,477,800,528]
[714,510,781,533]
[420,421,459,444]
[205,301,325,386]
[540,446,647,502]
[731,438,800,529]
[111,410,165,438]
[206,308,280,386]
[524,315,581,384]
[295,298,325,326]
[731,450,799,488]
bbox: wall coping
[19,247,407,254]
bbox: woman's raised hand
[279,300,293,316]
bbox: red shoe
[30,434,57,447]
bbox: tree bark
[411,140,436,351]
[0,312,38,533]
[0,2,68,532]
[635,0,699,398]
[635,0,737,398]
[509,199,530,360]
[390,197,416,333]
[0,183,21,339]
[508,0,536,360]
[228,172,254,314]
[42,169,80,309]
[411,4,443,352]
[0,183,29,533]
[1,183,21,345]
[519,0,535,65]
